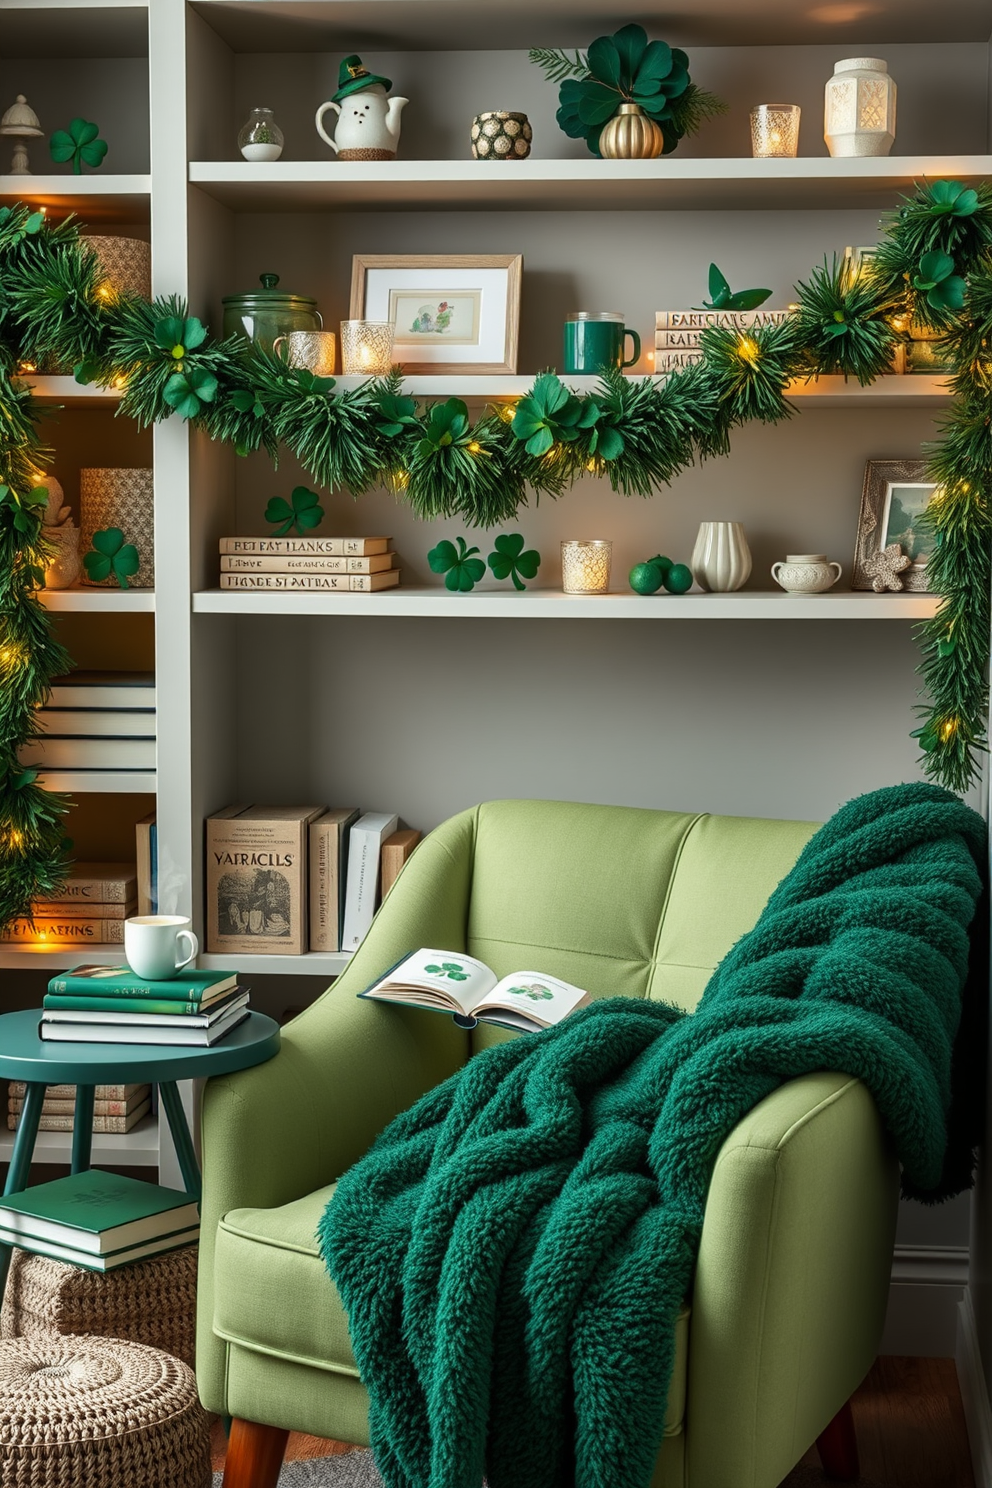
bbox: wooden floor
[210,1356,976,1486]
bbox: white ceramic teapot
[316,55,408,161]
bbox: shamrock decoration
[0,206,44,243]
[862,542,912,593]
[428,536,487,592]
[230,387,267,421]
[508,983,554,1001]
[154,315,208,366]
[377,393,420,438]
[554,25,691,155]
[0,484,48,537]
[925,181,979,218]
[49,118,108,175]
[164,367,219,419]
[417,399,474,456]
[913,251,966,313]
[264,486,324,536]
[83,528,140,589]
[511,373,600,457]
[697,264,773,312]
[487,532,541,591]
[424,961,470,981]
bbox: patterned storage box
[80,467,155,587]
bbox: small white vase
[691,521,752,593]
[771,553,843,594]
[824,57,896,158]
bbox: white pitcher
[316,85,408,161]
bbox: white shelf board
[199,951,351,977]
[189,157,992,214]
[0,1116,159,1168]
[24,376,122,407]
[0,946,125,971]
[332,373,952,407]
[36,770,157,793]
[0,176,151,222]
[188,0,989,50]
[38,587,155,612]
[193,588,940,620]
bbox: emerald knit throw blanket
[320,784,986,1488]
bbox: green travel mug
[563,312,641,374]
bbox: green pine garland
[1,182,991,925]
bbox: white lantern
[824,58,896,158]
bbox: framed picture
[852,459,936,593]
[349,254,522,374]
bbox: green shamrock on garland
[424,961,470,981]
[377,393,421,438]
[924,181,979,219]
[83,528,140,589]
[511,373,601,458]
[487,532,541,591]
[697,264,772,312]
[0,206,44,243]
[154,315,208,366]
[264,486,324,536]
[0,484,48,537]
[49,118,108,175]
[417,399,476,456]
[913,251,966,313]
[428,536,487,592]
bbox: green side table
[0,1008,280,1302]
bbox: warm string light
[941,718,959,742]
[0,640,28,668]
[468,442,482,454]
[736,336,760,366]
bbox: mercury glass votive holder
[339,320,395,375]
[749,104,801,158]
[561,539,612,595]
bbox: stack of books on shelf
[654,308,791,372]
[21,669,156,776]
[40,965,249,1047]
[8,1082,152,1135]
[218,536,400,592]
[1,861,137,947]
[206,804,420,955]
[0,1170,199,1272]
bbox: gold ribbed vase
[598,103,665,160]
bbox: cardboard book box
[206,804,325,955]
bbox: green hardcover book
[43,989,249,1026]
[47,963,237,1002]
[0,1170,199,1255]
[0,1225,199,1272]
[43,987,244,1017]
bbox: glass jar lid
[222,273,318,311]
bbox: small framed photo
[852,459,936,593]
[349,254,522,374]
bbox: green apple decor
[530,24,725,157]
[629,554,692,594]
[49,118,108,175]
[664,562,693,593]
[628,560,664,594]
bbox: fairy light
[96,281,115,303]
[941,718,959,742]
[468,442,482,454]
[736,336,759,366]
[0,640,27,668]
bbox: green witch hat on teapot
[332,55,393,102]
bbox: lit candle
[561,540,612,595]
[750,104,801,158]
[340,320,394,375]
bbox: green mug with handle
[563,311,641,374]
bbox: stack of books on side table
[0,1170,199,1271]
[1,862,137,948]
[40,965,249,1047]
[20,670,156,775]
[654,308,791,372]
[218,536,400,592]
[8,1082,152,1134]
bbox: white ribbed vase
[690,521,752,593]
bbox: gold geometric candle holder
[561,540,612,595]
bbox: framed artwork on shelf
[852,459,936,593]
[349,254,523,374]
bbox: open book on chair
[358,948,591,1033]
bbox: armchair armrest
[684,1071,900,1488]
[196,808,478,1403]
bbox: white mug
[124,915,198,981]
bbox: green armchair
[197,800,900,1488]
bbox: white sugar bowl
[771,553,843,594]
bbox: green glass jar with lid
[222,273,322,355]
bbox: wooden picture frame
[852,458,936,593]
[349,254,522,374]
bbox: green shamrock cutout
[697,263,772,312]
[926,181,979,218]
[154,315,208,365]
[0,206,44,243]
[49,118,108,175]
[230,387,266,420]
[913,251,966,312]
[163,367,218,419]
[0,484,48,537]
[377,393,420,437]
[488,532,541,591]
[11,767,39,791]
[511,373,600,457]
[417,399,473,456]
[428,537,487,592]
[83,528,140,589]
[264,486,324,536]
[424,961,470,981]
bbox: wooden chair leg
[222,1417,290,1488]
[816,1397,860,1481]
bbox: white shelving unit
[0,1117,160,1169]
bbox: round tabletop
[0,1009,281,1085]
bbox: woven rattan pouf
[0,1334,211,1487]
[1,1246,197,1365]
